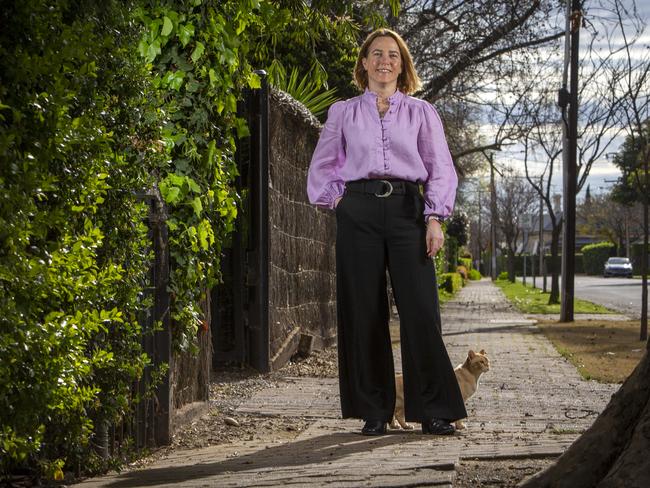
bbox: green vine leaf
[162,70,185,90]
[177,23,195,47]
[191,41,205,63]
[162,16,173,36]
[186,177,201,193]
[234,118,249,138]
[246,72,261,89]
[146,39,161,63]
[137,39,148,58]
[190,197,202,216]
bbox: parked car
[603,257,633,278]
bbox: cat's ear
[468,350,476,359]
[479,349,486,355]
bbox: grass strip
[494,279,613,314]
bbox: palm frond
[269,61,339,118]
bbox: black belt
[346,179,420,198]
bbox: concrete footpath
[78,279,618,487]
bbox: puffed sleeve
[417,102,458,220]
[307,101,347,209]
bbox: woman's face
[362,36,403,91]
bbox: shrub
[497,271,510,281]
[582,242,616,275]
[458,257,472,270]
[439,272,464,294]
[469,268,482,280]
[0,0,157,474]
[456,265,469,281]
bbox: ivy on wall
[134,0,397,350]
[134,1,253,351]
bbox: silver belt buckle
[374,180,393,198]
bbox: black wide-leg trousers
[335,182,467,423]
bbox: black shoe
[421,418,455,435]
[361,420,387,436]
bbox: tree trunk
[549,224,561,304]
[520,350,650,487]
[508,249,516,282]
[641,183,648,341]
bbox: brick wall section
[171,292,210,410]
[268,89,337,368]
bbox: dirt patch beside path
[536,319,645,383]
[455,458,555,487]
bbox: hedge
[458,257,473,270]
[0,1,158,476]
[468,268,482,280]
[582,242,616,275]
[439,272,464,294]
[496,253,584,275]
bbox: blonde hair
[354,28,422,95]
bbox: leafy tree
[447,213,468,247]
[445,213,468,270]
[612,121,650,205]
[579,192,643,257]
[611,121,649,341]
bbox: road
[523,275,648,318]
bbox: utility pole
[539,188,546,292]
[625,209,631,258]
[490,153,497,281]
[641,149,648,341]
[477,186,483,274]
[559,0,581,322]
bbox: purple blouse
[306,89,458,219]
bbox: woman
[307,28,466,436]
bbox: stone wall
[267,89,337,369]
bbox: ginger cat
[390,374,413,430]
[390,349,490,431]
[453,349,490,429]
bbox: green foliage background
[0,0,161,475]
[0,0,399,479]
[611,121,650,206]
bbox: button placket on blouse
[381,97,399,173]
[381,119,389,172]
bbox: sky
[475,0,649,201]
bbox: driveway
[524,274,647,318]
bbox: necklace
[377,96,390,118]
